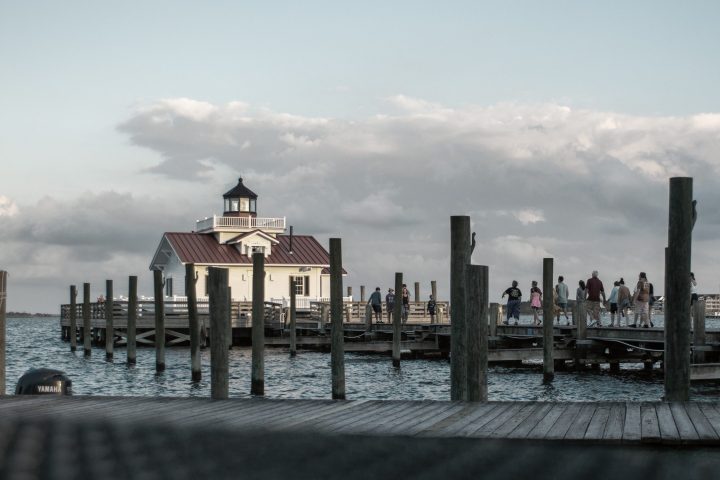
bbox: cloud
[113,97,720,304]
[10,96,720,312]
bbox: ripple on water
[5,317,720,400]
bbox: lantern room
[223,177,257,218]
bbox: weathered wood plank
[602,403,625,442]
[584,405,610,440]
[640,403,661,442]
[406,403,468,436]
[698,403,720,438]
[385,401,460,435]
[655,403,679,442]
[685,402,719,442]
[623,402,641,442]
[490,402,541,438]
[564,403,596,440]
[456,403,512,437]
[526,403,566,439]
[669,403,699,442]
[545,403,582,440]
[470,403,526,437]
[423,402,499,437]
[507,403,554,439]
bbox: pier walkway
[2,397,720,479]
[3,396,720,445]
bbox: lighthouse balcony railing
[196,215,286,232]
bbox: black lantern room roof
[223,177,258,199]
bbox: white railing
[270,296,353,309]
[196,215,286,232]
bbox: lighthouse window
[230,198,239,211]
[249,198,256,212]
[240,197,249,212]
[289,276,310,296]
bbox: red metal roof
[165,232,337,267]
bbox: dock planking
[2,397,720,445]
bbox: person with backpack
[368,287,383,324]
[632,272,651,328]
[401,284,410,323]
[385,288,395,324]
[427,295,437,323]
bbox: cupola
[223,177,258,218]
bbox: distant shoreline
[6,312,56,318]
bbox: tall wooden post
[360,285,365,303]
[330,238,346,399]
[127,276,137,365]
[227,286,233,349]
[83,283,91,357]
[347,286,352,299]
[431,280,438,324]
[665,177,693,401]
[489,303,499,338]
[208,267,230,400]
[393,273,403,368]
[186,263,201,382]
[153,270,165,372]
[693,300,706,364]
[251,253,265,395]
[414,282,420,306]
[0,271,6,395]
[70,285,78,352]
[289,284,297,357]
[466,265,488,401]
[542,258,554,382]
[105,280,114,361]
[450,216,471,401]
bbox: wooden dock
[3,396,720,445]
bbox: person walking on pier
[502,281,522,325]
[632,272,651,328]
[576,280,587,326]
[385,288,395,324]
[368,287,383,324]
[617,278,632,324]
[530,281,542,325]
[427,295,437,323]
[555,276,570,324]
[608,281,620,326]
[401,284,410,323]
[586,271,606,327]
[691,272,698,305]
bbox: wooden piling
[105,280,114,361]
[693,300,706,363]
[228,286,233,349]
[574,301,588,368]
[186,263,201,382]
[83,283,91,357]
[330,238,346,399]
[251,253,265,395]
[414,282,420,305]
[393,273,403,368]
[360,285,365,303]
[489,303,499,338]
[431,280,438,324]
[69,285,77,352]
[0,271,6,395]
[665,177,693,401]
[208,267,230,400]
[153,270,165,372]
[450,216,471,401]
[127,276,137,365]
[466,265,488,401]
[542,258,554,382]
[289,284,297,357]
[347,286,352,299]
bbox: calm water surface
[5,317,720,401]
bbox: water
[5,317,720,400]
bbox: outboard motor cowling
[15,368,72,395]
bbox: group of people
[367,284,438,324]
[502,271,699,328]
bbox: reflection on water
[5,317,720,400]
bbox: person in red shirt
[585,270,607,326]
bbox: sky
[1,1,720,312]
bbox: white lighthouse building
[149,178,344,306]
